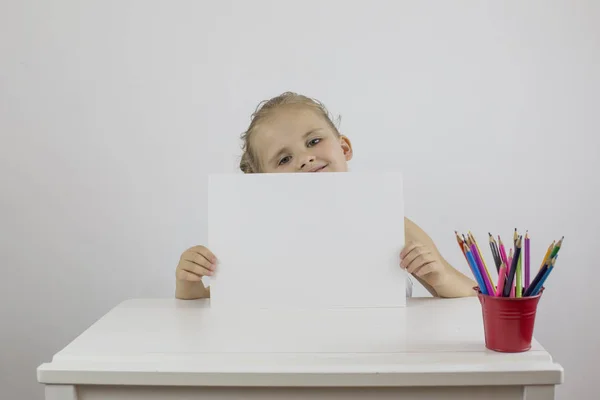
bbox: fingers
[406,253,436,274]
[188,245,218,264]
[400,242,437,275]
[400,242,427,269]
[177,246,218,282]
[413,261,438,277]
[400,242,447,288]
[180,259,214,277]
[181,251,215,271]
[176,268,203,282]
[400,242,419,259]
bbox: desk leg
[45,385,78,400]
[525,385,555,400]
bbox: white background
[1,1,598,399]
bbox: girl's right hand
[176,245,218,282]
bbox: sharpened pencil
[488,233,501,273]
[503,236,523,297]
[528,256,557,296]
[455,231,467,260]
[464,243,487,295]
[524,231,531,291]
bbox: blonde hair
[239,92,340,173]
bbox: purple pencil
[524,231,530,291]
[470,240,495,295]
[508,248,515,297]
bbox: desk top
[37,297,563,387]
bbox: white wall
[1,0,598,398]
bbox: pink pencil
[498,236,514,297]
[495,262,508,296]
[498,236,509,266]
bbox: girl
[175,92,476,300]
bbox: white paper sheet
[207,171,406,310]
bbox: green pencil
[549,236,564,259]
[516,247,523,297]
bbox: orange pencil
[455,231,467,260]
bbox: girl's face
[251,105,353,173]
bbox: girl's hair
[239,92,340,173]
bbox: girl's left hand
[400,241,449,288]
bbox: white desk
[37,297,563,400]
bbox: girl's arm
[404,217,477,298]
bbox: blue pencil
[528,256,557,296]
[464,243,488,295]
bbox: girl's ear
[340,135,353,161]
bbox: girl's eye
[278,155,291,165]
[307,138,321,147]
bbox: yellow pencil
[540,241,555,270]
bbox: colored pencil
[498,236,509,268]
[525,238,562,296]
[524,255,553,296]
[506,249,515,297]
[495,262,507,296]
[524,231,530,291]
[540,241,555,270]
[464,243,487,295]
[460,230,562,297]
[508,248,515,297]
[549,236,564,259]
[512,228,518,261]
[503,236,522,297]
[528,256,558,296]
[516,245,523,297]
[488,233,501,272]
[469,231,494,292]
[528,256,557,296]
[469,236,495,296]
[455,231,467,260]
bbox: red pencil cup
[474,286,544,352]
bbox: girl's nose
[299,155,316,170]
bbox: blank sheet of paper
[207,172,406,309]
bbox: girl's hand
[176,245,218,282]
[400,241,449,288]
